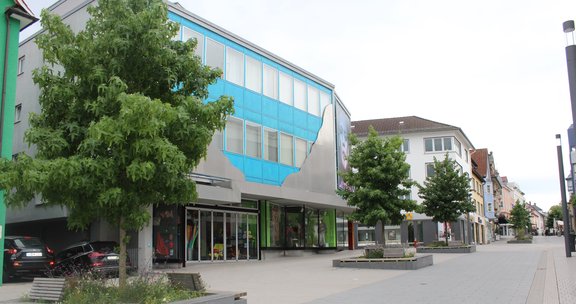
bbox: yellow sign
[406,212,413,220]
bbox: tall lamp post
[557,134,572,257]
[564,21,576,247]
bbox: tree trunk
[444,222,449,246]
[381,221,386,247]
[465,214,470,245]
[119,217,127,289]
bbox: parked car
[3,236,55,282]
[52,241,128,277]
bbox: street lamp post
[557,134,572,257]
[564,21,576,248]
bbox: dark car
[3,236,55,282]
[53,241,127,277]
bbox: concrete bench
[28,277,66,302]
[382,248,405,258]
[167,272,205,291]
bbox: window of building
[17,56,24,75]
[443,137,452,151]
[225,117,243,154]
[401,139,409,153]
[246,123,261,158]
[245,56,262,93]
[182,26,204,59]
[205,38,224,72]
[426,163,436,177]
[319,91,330,115]
[226,47,244,86]
[14,103,22,123]
[295,138,307,167]
[294,79,306,111]
[279,72,293,105]
[264,129,278,162]
[280,133,293,166]
[307,86,319,116]
[455,138,462,156]
[424,137,460,153]
[263,64,278,99]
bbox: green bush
[62,275,204,304]
[364,248,384,258]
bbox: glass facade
[185,207,259,262]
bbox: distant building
[471,149,502,242]
[351,116,475,245]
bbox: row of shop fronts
[152,201,351,263]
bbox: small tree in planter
[510,200,531,240]
[337,127,417,246]
[418,154,475,246]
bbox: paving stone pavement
[1,235,575,303]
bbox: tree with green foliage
[546,205,563,230]
[510,201,531,239]
[418,154,474,246]
[0,0,233,287]
[336,127,417,245]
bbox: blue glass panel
[278,103,293,123]
[244,90,261,113]
[261,116,278,130]
[244,110,262,125]
[278,121,293,134]
[262,97,278,119]
[262,162,279,183]
[293,109,307,128]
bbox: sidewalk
[1,236,575,303]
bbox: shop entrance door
[186,208,258,262]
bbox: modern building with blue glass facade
[7,0,353,269]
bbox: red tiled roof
[471,148,488,177]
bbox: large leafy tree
[418,154,474,246]
[0,0,233,287]
[546,204,563,230]
[510,201,531,238]
[337,127,417,245]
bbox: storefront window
[153,205,180,260]
[263,202,285,247]
[320,210,336,247]
[238,214,248,260]
[186,209,199,261]
[226,213,237,260]
[286,207,303,248]
[305,208,318,247]
[200,211,212,261]
[212,212,225,260]
[248,214,258,259]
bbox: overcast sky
[24,0,576,212]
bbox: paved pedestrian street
[1,236,575,303]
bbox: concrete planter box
[170,291,247,304]
[416,245,476,254]
[332,254,433,270]
[507,239,533,244]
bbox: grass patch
[62,274,204,304]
